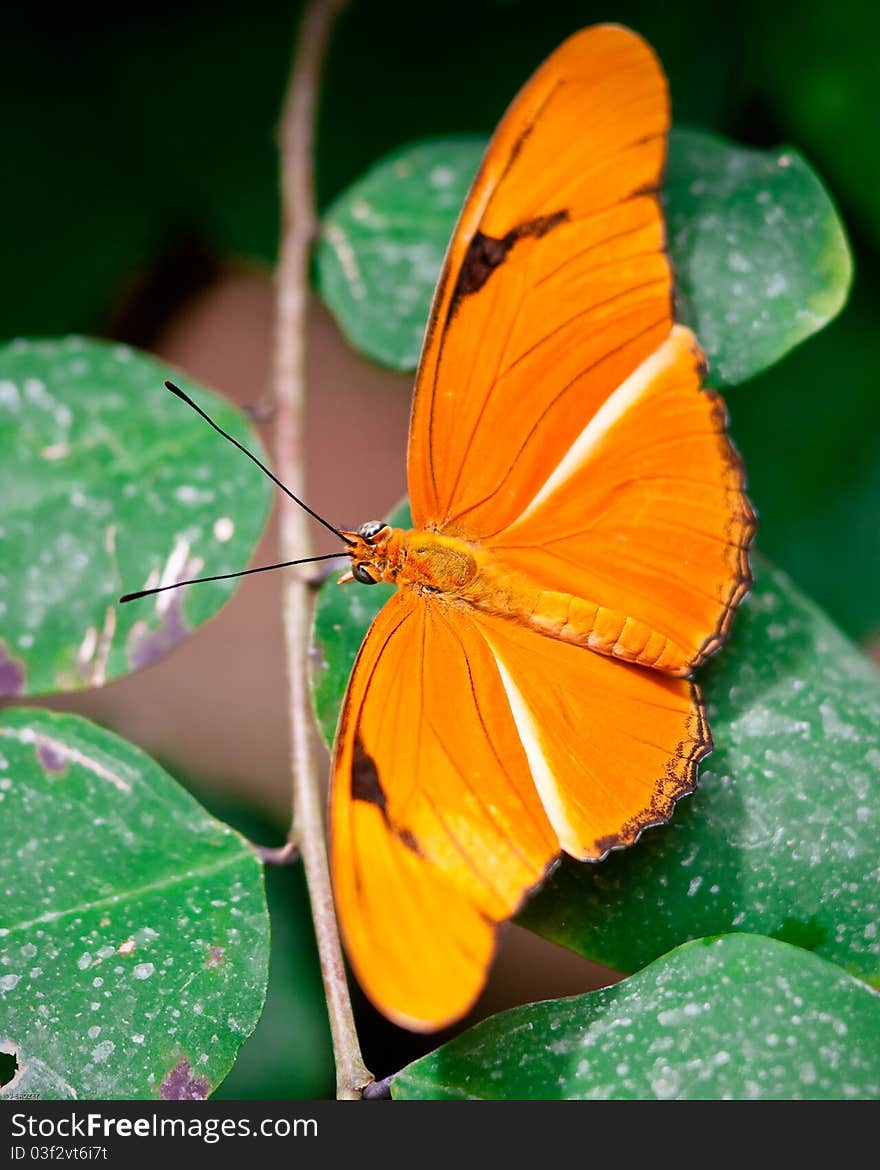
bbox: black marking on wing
[452,210,570,307]
[395,825,423,856]
[351,733,423,856]
[351,733,387,811]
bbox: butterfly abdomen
[529,592,688,673]
[462,557,691,675]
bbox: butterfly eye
[357,520,384,541]
[352,563,378,585]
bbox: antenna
[119,553,343,604]
[163,380,354,546]
[119,380,356,604]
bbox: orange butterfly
[328,24,755,1032]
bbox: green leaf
[314,138,486,371]
[519,560,880,984]
[200,797,334,1101]
[393,934,880,1100]
[665,128,852,386]
[0,708,268,1100]
[309,498,412,747]
[211,855,334,1100]
[0,338,272,697]
[311,519,879,984]
[314,130,851,385]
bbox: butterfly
[327,24,755,1033]
[122,22,754,1035]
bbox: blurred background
[2,0,877,1096]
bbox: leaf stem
[273,0,370,1100]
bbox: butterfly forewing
[407,25,673,535]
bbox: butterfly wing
[330,589,557,1030]
[407,24,753,675]
[330,588,706,1030]
[486,326,755,675]
[407,23,673,533]
[472,609,709,862]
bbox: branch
[273,0,370,1100]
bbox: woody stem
[273,0,371,1100]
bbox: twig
[273,0,370,1100]
[362,1074,395,1100]
[252,840,299,866]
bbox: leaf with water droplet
[315,139,486,372]
[665,128,852,385]
[725,283,880,643]
[0,338,272,697]
[203,797,335,1101]
[393,934,880,1100]
[0,708,268,1100]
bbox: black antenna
[163,381,354,546]
[120,553,343,604]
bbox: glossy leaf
[665,128,852,386]
[314,139,486,371]
[393,934,880,1100]
[314,130,851,385]
[0,708,268,1100]
[0,337,272,697]
[311,516,879,983]
[201,798,334,1101]
[518,560,880,983]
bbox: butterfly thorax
[342,525,479,592]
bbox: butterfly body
[343,520,696,676]
[329,25,756,1031]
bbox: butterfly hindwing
[486,326,756,675]
[473,608,710,860]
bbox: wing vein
[499,275,668,381]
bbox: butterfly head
[338,520,396,586]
